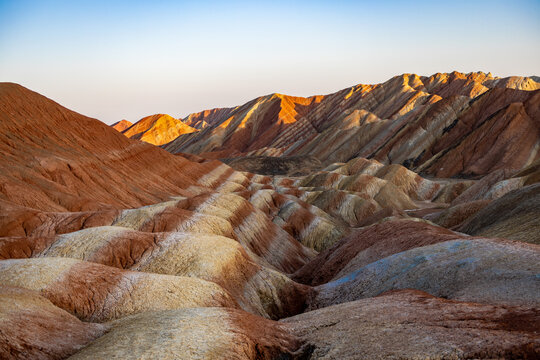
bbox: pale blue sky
[1,0,539,124]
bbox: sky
[1,0,539,124]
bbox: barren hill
[110,119,132,132]
[0,83,224,212]
[1,82,539,359]
[122,113,198,146]
[120,72,540,178]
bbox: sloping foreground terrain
[1,82,539,359]
[119,71,540,178]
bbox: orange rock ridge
[110,119,132,132]
[122,113,198,146]
[114,71,540,178]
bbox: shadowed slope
[457,183,540,244]
[223,155,323,176]
[293,220,462,286]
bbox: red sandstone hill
[120,71,540,178]
[0,82,227,212]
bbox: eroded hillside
[117,72,540,179]
[1,82,539,359]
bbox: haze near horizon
[1,0,539,124]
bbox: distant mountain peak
[123,113,198,146]
[111,119,133,132]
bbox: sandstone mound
[283,289,540,359]
[0,257,237,322]
[296,189,381,227]
[0,286,108,359]
[298,172,418,210]
[174,192,316,270]
[231,188,347,252]
[293,220,463,286]
[332,157,384,176]
[0,222,312,319]
[69,307,302,360]
[309,238,540,309]
[374,164,440,200]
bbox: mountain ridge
[115,71,540,178]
